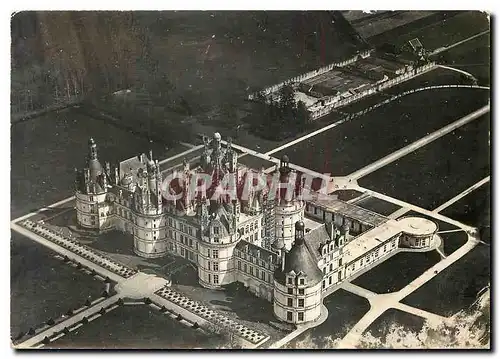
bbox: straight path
[433,176,490,213]
[347,104,490,181]
[16,295,120,348]
[12,196,75,224]
[430,30,490,56]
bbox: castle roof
[275,222,323,287]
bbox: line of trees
[251,85,311,140]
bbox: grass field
[352,250,442,294]
[11,233,106,338]
[402,244,490,317]
[286,289,370,348]
[45,304,218,349]
[441,32,491,86]
[359,113,490,210]
[275,87,489,176]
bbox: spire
[294,221,305,245]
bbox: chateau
[74,133,438,325]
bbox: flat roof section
[309,197,389,228]
[343,219,401,264]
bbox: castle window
[188,227,192,236]
[212,250,219,259]
[180,223,184,232]
[287,312,292,321]
[329,276,332,285]
[299,278,305,286]
[339,258,343,266]
[213,275,219,284]
[287,298,293,307]
[298,312,304,321]
[168,218,172,227]
[287,277,293,285]
[338,272,342,282]
[298,299,304,308]
[207,262,211,270]
[299,288,304,295]
[288,288,293,295]
[244,264,247,273]
[329,263,333,272]
[181,247,185,256]
[323,267,326,274]
[238,261,241,270]
[89,196,93,201]
[214,226,219,235]
[208,274,211,283]
[213,262,219,271]
[322,280,325,289]
[250,266,254,276]
[255,268,259,278]
[261,271,266,281]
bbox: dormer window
[287,277,293,285]
[214,226,219,235]
[299,278,305,286]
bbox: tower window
[288,288,293,295]
[287,311,292,321]
[298,299,304,307]
[287,298,293,307]
[298,312,304,321]
[238,261,241,270]
[299,278,305,286]
[299,288,304,295]
[213,262,219,271]
[213,275,219,284]
[212,250,219,259]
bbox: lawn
[352,251,442,294]
[11,233,106,339]
[441,32,491,86]
[402,244,490,317]
[285,289,370,348]
[359,113,490,210]
[274,87,489,176]
[441,182,490,234]
[45,304,218,349]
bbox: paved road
[347,104,490,181]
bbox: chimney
[281,250,286,271]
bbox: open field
[402,244,490,317]
[10,109,180,219]
[352,251,442,294]
[441,182,490,229]
[11,233,106,338]
[44,304,218,349]
[275,87,489,176]
[286,289,370,348]
[359,113,490,210]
